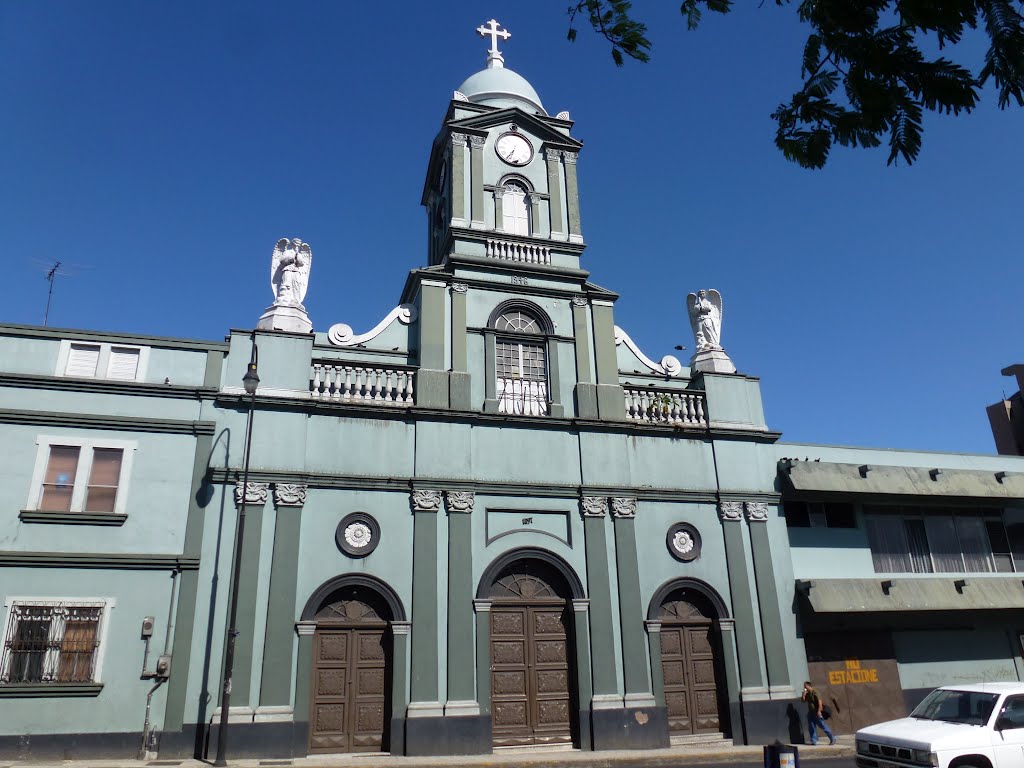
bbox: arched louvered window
[501,182,531,236]
[494,308,549,416]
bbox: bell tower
[421,20,586,271]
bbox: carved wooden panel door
[309,627,389,754]
[491,604,573,747]
[661,611,723,734]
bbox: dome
[457,66,546,115]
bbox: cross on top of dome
[476,19,510,69]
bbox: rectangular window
[57,340,148,382]
[865,516,911,573]
[496,339,549,416]
[1,602,106,684]
[783,501,855,528]
[27,438,136,517]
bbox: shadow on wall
[785,703,806,744]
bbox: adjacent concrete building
[3,25,1024,760]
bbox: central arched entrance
[485,555,579,748]
[655,584,728,738]
[304,578,402,755]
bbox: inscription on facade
[828,658,880,685]
[511,276,529,286]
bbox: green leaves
[567,0,1024,168]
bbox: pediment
[447,108,582,150]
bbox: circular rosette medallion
[666,522,701,563]
[335,512,381,558]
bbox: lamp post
[214,337,259,767]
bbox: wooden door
[661,622,722,734]
[491,604,573,747]
[309,627,389,754]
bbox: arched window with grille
[501,182,531,236]
[494,307,549,416]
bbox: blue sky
[2,1,1021,454]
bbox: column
[545,148,565,240]
[572,599,594,751]
[493,187,504,232]
[483,330,498,414]
[390,621,411,756]
[580,497,619,709]
[746,502,794,698]
[230,481,269,711]
[473,600,492,718]
[469,135,486,229]
[546,337,564,418]
[445,491,477,714]
[258,484,306,711]
[590,300,627,421]
[450,133,467,227]
[719,502,768,699]
[611,498,654,707]
[645,621,664,707]
[449,284,471,410]
[717,618,746,744]
[291,621,316,755]
[564,151,583,243]
[529,194,543,238]
[417,279,449,409]
[408,489,442,718]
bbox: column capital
[719,501,744,522]
[472,599,493,613]
[295,621,316,637]
[580,496,608,518]
[390,620,412,636]
[545,148,564,162]
[571,598,590,613]
[450,132,468,146]
[410,489,442,512]
[611,497,637,519]
[716,618,737,631]
[571,295,589,307]
[234,481,269,507]
[450,282,469,294]
[745,501,769,522]
[445,490,475,513]
[469,135,486,149]
[562,151,578,165]
[644,619,663,633]
[272,483,307,507]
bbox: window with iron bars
[495,310,549,416]
[1,602,105,684]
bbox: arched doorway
[304,579,399,755]
[656,586,728,737]
[485,556,578,748]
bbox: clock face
[495,133,533,166]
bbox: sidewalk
[0,736,856,768]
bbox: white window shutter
[107,348,140,380]
[66,344,100,377]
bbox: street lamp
[214,336,259,767]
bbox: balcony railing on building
[310,362,416,405]
[498,377,549,416]
[485,237,551,265]
[624,386,707,427]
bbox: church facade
[3,24,1024,760]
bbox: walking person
[802,681,836,745]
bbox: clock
[495,132,533,166]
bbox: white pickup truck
[856,683,1024,768]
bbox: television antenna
[42,261,66,326]
[33,259,88,326]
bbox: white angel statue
[270,238,312,308]
[687,289,724,352]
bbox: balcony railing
[485,238,551,265]
[310,362,415,405]
[624,387,707,427]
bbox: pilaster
[469,135,486,229]
[450,133,467,227]
[719,501,768,699]
[546,337,564,418]
[545,148,565,241]
[473,600,492,718]
[590,300,626,421]
[445,491,477,714]
[563,151,583,244]
[291,621,316,756]
[230,481,269,707]
[745,502,794,698]
[717,618,745,744]
[580,497,619,707]
[259,484,306,708]
[644,621,664,707]
[409,489,442,715]
[571,296,598,419]
[493,187,504,232]
[483,330,498,414]
[417,279,449,409]
[573,599,594,751]
[449,284,471,410]
[390,621,411,756]
[611,498,654,707]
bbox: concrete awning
[780,460,1024,499]
[801,577,1024,612]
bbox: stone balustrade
[485,238,551,265]
[624,387,707,427]
[310,362,415,405]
